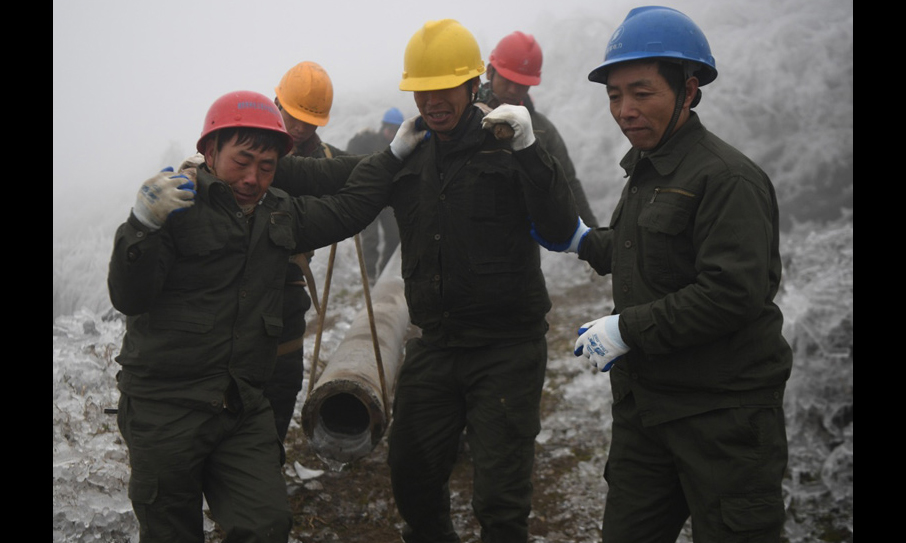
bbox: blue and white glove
[480,104,535,151]
[133,167,196,230]
[390,116,430,160]
[574,315,629,372]
[532,217,591,253]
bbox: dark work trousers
[361,207,400,281]
[601,393,788,543]
[117,394,292,543]
[264,259,311,444]
[388,336,547,543]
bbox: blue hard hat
[382,107,404,126]
[588,6,717,86]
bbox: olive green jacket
[580,113,792,425]
[109,156,359,412]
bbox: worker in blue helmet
[346,107,404,281]
[543,7,792,541]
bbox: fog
[53,0,618,209]
[53,0,853,315]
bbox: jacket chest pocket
[636,188,698,290]
[466,159,519,223]
[172,219,228,257]
[267,211,296,250]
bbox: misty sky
[53,0,852,318]
[53,0,631,221]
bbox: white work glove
[390,116,429,160]
[480,104,536,151]
[178,152,204,172]
[132,167,196,230]
[574,315,629,372]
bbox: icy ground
[53,223,852,542]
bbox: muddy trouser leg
[601,395,788,543]
[388,337,546,543]
[204,400,293,543]
[466,338,546,543]
[600,394,690,543]
[388,339,463,543]
[118,395,291,543]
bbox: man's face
[490,70,531,106]
[204,134,279,208]
[414,81,475,140]
[605,62,691,151]
[278,103,318,149]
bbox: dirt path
[285,279,614,543]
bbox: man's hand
[481,104,536,151]
[178,152,204,173]
[133,167,196,230]
[532,217,591,253]
[574,315,629,372]
[390,116,430,160]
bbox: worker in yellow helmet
[268,18,581,541]
[385,19,578,541]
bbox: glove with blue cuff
[390,116,430,160]
[574,315,629,372]
[132,167,196,230]
[532,217,591,253]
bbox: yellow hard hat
[400,19,486,92]
[274,61,333,126]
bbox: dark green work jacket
[109,156,359,413]
[580,113,792,425]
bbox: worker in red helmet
[109,90,363,542]
[479,31,599,227]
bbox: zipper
[650,187,696,203]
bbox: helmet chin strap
[651,64,700,153]
[650,83,686,153]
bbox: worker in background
[478,31,599,227]
[268,61,347,443]
[346,107,403,281]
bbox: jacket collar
[620,112,706,177]
[398,105,493,191]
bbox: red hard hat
[489,31,542,86]
[196,90,294,155]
